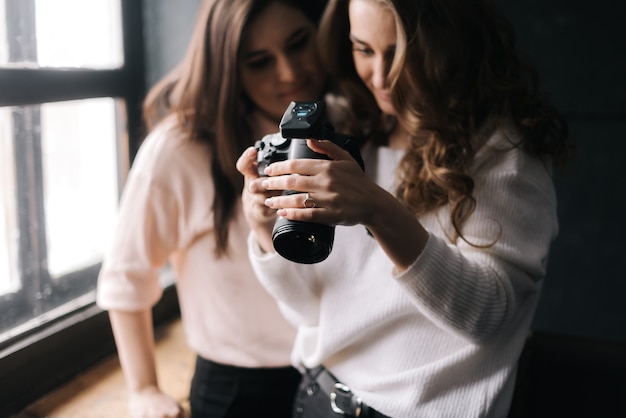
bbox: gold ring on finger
[303,192,316,209]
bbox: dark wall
[143,0,202,88]
[498,0,626,342]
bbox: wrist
[129,384,160,396]
[363,187,399,232]
[252,224,276,254]
[363,189,428,271]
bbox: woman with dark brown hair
[237,0,573,416]
[96,0,327,417]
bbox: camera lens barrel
[270,139,332,263]
[272,217,334,264]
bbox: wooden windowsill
[12,318,195,418]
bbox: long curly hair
[319,0,572,244]
[142,0,327,255]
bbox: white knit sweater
[248,124,558,417]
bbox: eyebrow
[349,33,396,54]
[349,33,366,45]
[241,27,310,61]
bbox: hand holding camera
[255,101,364,264]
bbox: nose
[276,55,298,83]
[371,56,389,90]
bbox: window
[0,1,178,415]
[0,99,122,339]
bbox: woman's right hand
[236,146,280,253]
[128,386,187,418]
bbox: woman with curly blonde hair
[237,0,573,416]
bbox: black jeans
[292,368,391,418]
[189,356,301,418]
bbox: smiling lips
[377,91,391,102]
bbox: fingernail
[261,180,269,189]
[264,166,272,175]
[264,198,273,207]
[277,208,287,217]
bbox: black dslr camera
[255,101,364,264]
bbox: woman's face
[349,0,397,116]
[239,2,325,122]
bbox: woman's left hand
[261,139,378,228]
[262,139,429,271]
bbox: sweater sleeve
[395,134,558,344]
[96,133,181,312]
[248,233,321,326]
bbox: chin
[377,101,396,116]
[293,88,321,102]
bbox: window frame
[0,1,180,415]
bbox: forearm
[365,186,429,272]
[251,220,276,255]
[248,233,320,326]
[108,309,159,392]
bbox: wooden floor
[11,318,195,418]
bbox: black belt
[307,367,390,418]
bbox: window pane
[0,1,7,65]
[41,99,121,277]
[0,110,19,294]
[0,98,124,342]
[0,0,123,69]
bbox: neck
[388,123,411,150]
[249,109,281,141]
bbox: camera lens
[272,218,334,264]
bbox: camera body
[256,101,362,175]
[254,101,364,264]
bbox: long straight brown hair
[142,0,327,256]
